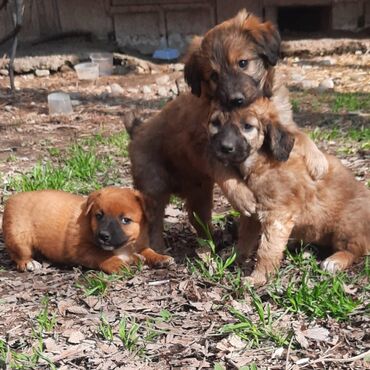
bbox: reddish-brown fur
[210,92,370,285]
[2,187,173,273]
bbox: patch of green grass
[309,126,342,141]
[6,131,129,194]
[118,316,141,352]
[77,266,139,297]
[291,98,300,113]
[187,217,237,284]
[158,309,172,322]
[35,297,57,333]
[222,286,289,348]
[268,251,361,321]
[0,337,55,370]
[99,316,114,342]
[332,93,370,113]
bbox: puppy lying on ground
[127,10,327,252]
[208,87,370,285]
[2,187,173,273]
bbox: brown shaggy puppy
[208,88,370,286]
[128,10,327,251]
[2,187,173,273]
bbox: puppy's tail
[123,111,142,138]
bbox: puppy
[208,88,370,285]
[128,10,327,252]
[2,187,173,273]
[184,9,327,180]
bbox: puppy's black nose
[220,142,235,154]
[230,93,245,107]
[98,231,111,242]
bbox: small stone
[71,100,81,106]
[318,78,334,92]
[155,75,170,85]
[59,64,73,73]
[0,69,9,76]
[290,72,304,83]
[126,87,138,94]
[35,69,50,77]
[299,79,319,90]
[157,86,168,97]
[142,85,152,94]
[355,50,362,55]
[109,83,124,97]
[172,63,184,72]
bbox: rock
[35,69,50,77]
[157,86,168,97]
[126,87,138,94]
[142,85,152,94]
[0,69,9,76]
[109,83,124,97]
[290,72,304,83]
[172,63,184,72]
[59,64,73,73]
[318,78,334,92]
[299,79,319,90]
[155,75,170,85]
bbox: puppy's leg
[248,216,294,286]
[139,247,175,268]
[5,235,38,272]
[213,162,256,216]
[78,249,128,274]
[146,193,170,252]
[321,250,357,273]
[296,131,328,180]
[185,180,213,239]
[237,215,261,262]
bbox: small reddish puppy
[2,187,173,273]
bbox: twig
[285,335,294,370]
[310,349,370,364]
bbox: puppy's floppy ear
[85,190,101,215]
[244,16,281,66]
[264,121,295,162]
[183,36,203,97]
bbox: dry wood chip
[302,326,330,342]
[68,330,85,344]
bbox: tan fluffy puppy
[2,187,173,273]
[208,88,370,285]
[128,10,327,252]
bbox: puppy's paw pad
[26,260,42,271]
[321,259,342,273]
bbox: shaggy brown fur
[2,187,173,273]
[128,10,327,252]
[127,94,256,251]
[208,88,370,285]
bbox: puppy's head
[184,9,280,108]
[85,187,148,251]
[209,97,295,165]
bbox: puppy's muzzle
[95,217,129,251]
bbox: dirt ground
[0,50,369,370]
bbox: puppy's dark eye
[210,71,218,82]
[243,123,253,131]
[238,59,249,69]
[121,217,132,225]
[96,211,104,220]
[211,118,221,128]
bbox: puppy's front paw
[100,257,126,274]
[321,258,342,273]
[229,185,256,216]
[152,255,176,268]
[244,270,268,287]
[26,259,43,272]
[306,148,329,180]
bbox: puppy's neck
[239,152,259,180]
